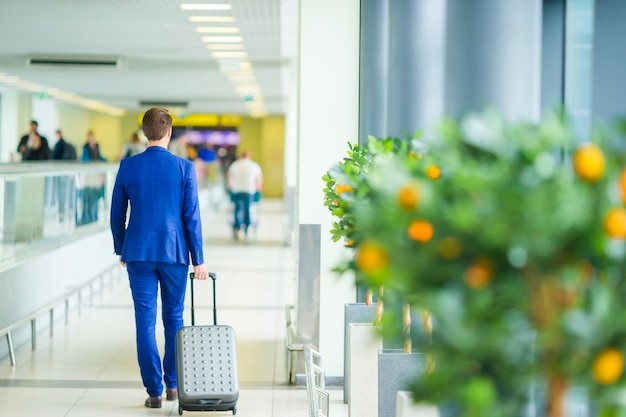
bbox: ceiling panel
[0,0,290,116]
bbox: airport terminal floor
[0,197,346,417]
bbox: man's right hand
[193,263,209,280]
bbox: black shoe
[166,388,177,401]
[145,397,162,408]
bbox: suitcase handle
[189,272,217,326]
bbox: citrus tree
[322,134,423,324]
[344,109,626,417]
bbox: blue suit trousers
[127,261,188,397]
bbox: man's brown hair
[142,107,172,141]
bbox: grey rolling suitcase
[176,272,239,415]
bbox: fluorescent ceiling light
[239,61,253,70]
[189,16,235,22]
[15,80,44,91]
[233,86,260,93]
[249,110,267,118]
[180,4,231,11]
[201,36,243,43]
[0,73,126,116]
[196,27,240,33]
[212,51,248,58]
[0,74,19,84]
[227,75,257,81]
[207,44,245,50]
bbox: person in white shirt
[227,150,263,239]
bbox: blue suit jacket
[110,146,204,265]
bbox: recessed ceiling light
[207,44,245,50]
[189,16,235,23]
[196,27,240,33]
[249,110,267,118]
[180,4,231,11]
[212,51,248,58]
[235,86,260,94]
[202,36,243,43]
[227,75,257,82]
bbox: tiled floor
[0,197,347,417]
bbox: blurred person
[22,132,51,161]
[118,132,146,160]
[51,129,77,222]
[227,150,263,239]
[80,130,106,224]
[81,130,106,162]
[110,107,208,408]
[52,129,77,160]
[17,120,49,160]
[168,134,189,159]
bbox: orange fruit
[397,182,420,211]
[604,207,626,239]
[573,144,605,182]
[407,220,434,243]
[437,236,462,259]
[426,165,441,180]
[346,240,355,247]
[336,183,352,195]
[592,348,624,385]
[355,242,388,274]
[464,258,493,289]
[408,151,423,160]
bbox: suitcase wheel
[178,404,183,415]
[233,405,237,415]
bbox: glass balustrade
[0,162,118,269]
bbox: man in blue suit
[110,107,208,408]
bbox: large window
[564,0,595,142]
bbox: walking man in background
[227,150,263,239]
[110,107,208,408]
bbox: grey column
[387,0,446,138]
[296,224,320,347]
[445,0,543,122]
[592,0,626,124]
[359,0,388,144]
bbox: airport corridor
[0,197,347,417]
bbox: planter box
[396,391,439,417]
[348,323,383,417]
[378,349,426,417]
[344,302,378,403]
[398,384,593,417]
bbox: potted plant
[345,108,626,417]
[324,134,433,416]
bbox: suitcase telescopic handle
[189,272,217,326]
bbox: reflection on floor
[0,198,347,417]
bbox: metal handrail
[304,344,329,417]
[285,304,304,384]
[0,263,120,366]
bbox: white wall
[297,0,360,376]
